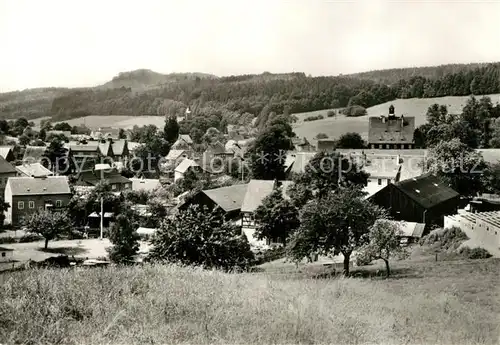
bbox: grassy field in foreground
[293,94,500,143]
[0,257,498,345]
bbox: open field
[293,94,500,143]
[53,115,166,129]
[0,254,498,345]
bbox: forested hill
[1,63,500,124]
[345,63,497,84]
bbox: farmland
[293,93,500,143]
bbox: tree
[107,213,140,263]
[287,187,387,276]
[24,210,72,249]
[118,128,127,139]
[19,135,30,146]
[43,139,69,174]
[292,151,369,202]
[0,197,9,227]
[248,120,293,180]
[426,103,449,126]
[254,187,299,245]
[315,133,329,139]
[53,122,72,131]
[164,115,180,146]
[358,219,408,277]
[336,132,365,149]
[148,205,254,271]
[425,138,487,196]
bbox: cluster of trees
[415,96,500,149]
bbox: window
[18,201,24,209]
[111,184,117,190]
[56,200,62,207]
[1,252,5,257]
[386,179,391,185]
[377,179,382,185]
[29,201,35,209]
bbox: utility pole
[100,196,104,240]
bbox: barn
[369,174,460,227]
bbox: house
[136,227,157,239]
[292,137,314,152]
[205,141,228,157]
[171,135,194,150]
[129,177,161,192]
[368,105,415,149]
[362,157,402,198]
[22,146,47,163]
[90,127,120,140]
[0,247,14,262]
[75,168,132,192]
[240,179,293,245]
[375,220,425,245]
[15,163,53,178]
[0,146,15,162]
[179,183,248,220]
[370,174,460,227]
[316,139,337,152]
[469,193,500,213]
[164,149,191,167]
[174,159,202,182]
[110,139,129,161]
[444,211,500,254]
[4,176,72,226]
[0,156,18,196]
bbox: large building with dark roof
[369,174,460,227]
[368,105,415,149]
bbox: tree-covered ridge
[346,62,497,84]
[2,63,500,124]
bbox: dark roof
[317,139,336,151]
[77,170,131,186]
[7,176,71,196]
[394,174,459,209]
[0,155,16,174]
[368,116,415,144]
[202,184,249,212]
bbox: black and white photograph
[0,1,499,344]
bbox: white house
[174,159,201,182]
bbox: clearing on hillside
[293,93,500,143]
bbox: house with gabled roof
[4,176,72,226]
[111,139,129,161]
[174,158,202,182]
[178,183,248,220]
[171,134,194,150]
[0,146,15,162]
[74,168,132,192]
[369,174,460,227]
[15,162,53,178]
[368,105,415,149]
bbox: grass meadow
[1,255,499,345]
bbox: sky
[1,0,500,92]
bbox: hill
[345,62,496,84]
[0,257,498,345]
[99,69,218,90]
[293,93,500,143]
[2,62,500,135]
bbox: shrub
[67,230,85,240]
[458,246,492,259]
[327,110,335,117]
[342,105,367,117]
[304,115,324,122]
[19,233,43,243]
[254,246,286,265]
[315,133,329,139]
[355,250,373,266]
[0,236,17,244]
[420,226,468,251]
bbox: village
[0,103,499,270]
